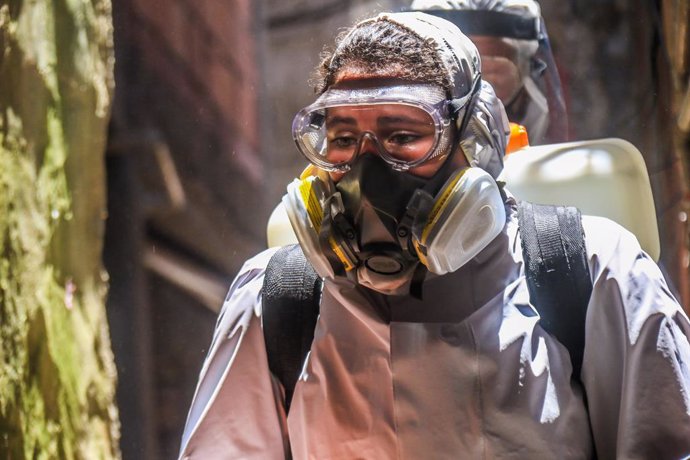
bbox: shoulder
[580,214,662,289]
[178,248,286,457]
[580,215,686,337]
[213,247,280,336]
[234,247,280,280]
[579,215,651,279]
[194,247,279,389]
[581,215,639,253]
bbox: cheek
[481,57,522,103]
[329,170,346,182]
[326,148,354,164]
[393,136,436,162]
[408,154,449,178]
[453,149,471,168]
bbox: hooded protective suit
[178,11,690,460]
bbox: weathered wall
[107,0,261,458]
[0,0,119,458]
[112,0,263,275]
[659,0,690,307]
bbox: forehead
[326,104,434,125]
[332,69,415,86]
[313,80,447,114]
[323,69,448,92]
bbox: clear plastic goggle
[292,84,455,172]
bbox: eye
[329,135,358,149]
[388,132,421,145]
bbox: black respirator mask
[331,154,430,282]
[283,153,506,295]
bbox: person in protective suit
[410,0,568,145]
[178,11,690,459]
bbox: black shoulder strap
[262,244,323,411]
[517,201,593,379]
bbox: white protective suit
[178,198,690,460]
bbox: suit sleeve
[581,216,690,460]
[178,249,289,460]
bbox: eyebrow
[377,115,430,126]
[325,115,357,127]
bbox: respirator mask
[284,82,506,294]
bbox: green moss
[0,0,119,458]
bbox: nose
[356,132,380,158]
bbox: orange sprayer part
[506,123,530,155]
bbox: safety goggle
[292,84,455,172]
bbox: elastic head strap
[449,75,482,133]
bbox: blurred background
[2,0,690,458]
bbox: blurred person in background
[411,0,568,145]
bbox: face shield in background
[409,1,568,145]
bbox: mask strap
[318,195,358,276]
[409,263,428,300]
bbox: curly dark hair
[313,16,451,93]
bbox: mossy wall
[0,0,119,458]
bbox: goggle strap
[449,74,481,119]
[454,76,482,135]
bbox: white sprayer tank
[499,138,660,261]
